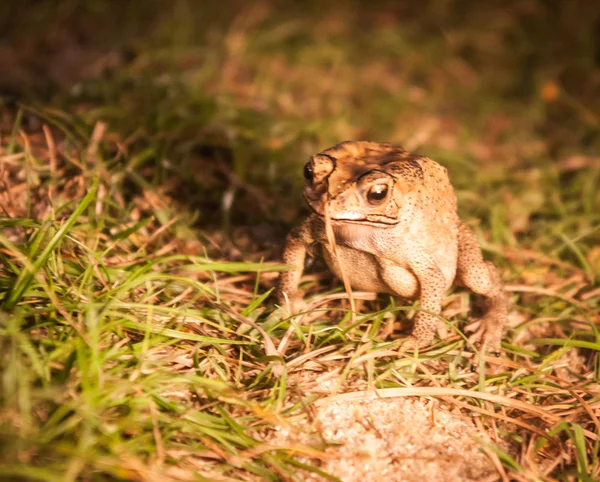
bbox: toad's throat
[323,219,399,252]
[327,221,388,250]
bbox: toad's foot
[276,291,309,317]
[465,316,502,355]
[398,334,434,354]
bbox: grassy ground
[1,0,600,480]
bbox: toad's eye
[367,184,389,204]
[303,163,314,182]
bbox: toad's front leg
[379,251,447,351]
[276,215,319,314]
[455,222,506,354]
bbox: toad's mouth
[314,212,399,227]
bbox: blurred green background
[3,0,600,266]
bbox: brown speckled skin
[277,141,507,352]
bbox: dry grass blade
[323,202,356,327]
[506,284,596,314]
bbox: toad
[276,141,507,352]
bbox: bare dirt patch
[269,395,500,482]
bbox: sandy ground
[265,372,503,482]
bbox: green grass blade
[120,321,250,344]
[529,338,600,351]
[3,179,99,311]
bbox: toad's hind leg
[456,223,507,353]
